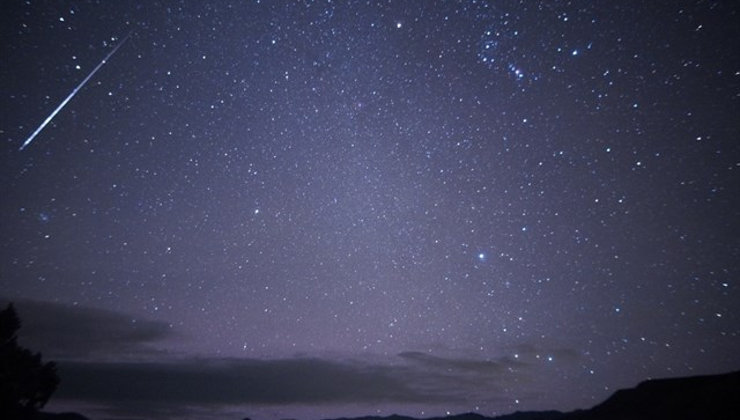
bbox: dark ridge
[565,370,740,420]
[488,412,564,420]
[322,370,740,420]
[34,413,90,420]
[5,412,91,420]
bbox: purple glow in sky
[1,1,739,419]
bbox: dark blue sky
[1,1,739,419]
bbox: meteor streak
[19,31,132,151]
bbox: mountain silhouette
[22,369,740,420]
[323,412,564,420]
[324,370,740,420]
[33,413,90,420]
[564,370,740,420]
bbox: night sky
[1,1,739,419]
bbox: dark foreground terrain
[35,370,740,420]
[327,370,740,420]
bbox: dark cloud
[52,349,578,418]
[0,298,174,360]
[398,351,526,374]
[55,357,429,405]
[2,298,581,418]
[395,351,528,404]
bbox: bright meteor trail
[19,31,132,151]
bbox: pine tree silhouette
[0,303,60,419]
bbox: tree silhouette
[0,303,60,419]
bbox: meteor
[19,31,132,151]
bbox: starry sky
[1,1,739,419]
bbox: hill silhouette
[565,370,740,420]
[32,413,89,420]
[20,369,740,419]
[324,370,740,420]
